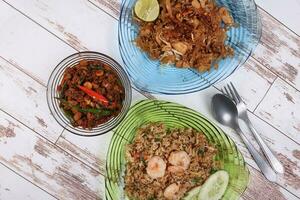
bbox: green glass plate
[105,100,249,200]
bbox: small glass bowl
[47,51,132,136]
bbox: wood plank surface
[4,0,121,59]
[215,58,276,111]
[0,0,75,86]
[255,0,300,35]
[253,9,300,90]
[0,56,63,143]
[243,166,299,200]
[255,78,300,145]
[0,164,55,200]
[0,0,299,199]
[0,110,103,200]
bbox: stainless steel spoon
[211,93,277,182]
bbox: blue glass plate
[119,0,261,94]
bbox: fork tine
[227,84,238,104]
[223,86,231,98]
[230,82,242,102]
[220,88,225,94]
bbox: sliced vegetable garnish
[134,0,159,22]
[182,185,201,200]
[78,85,109,106]
[198,170,229,200]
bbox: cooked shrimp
[164,183,180,200]
[219,7,234,25]
[168,151,191,170]
[146,156,166,179]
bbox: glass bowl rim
[46,51,132,137]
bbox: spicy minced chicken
[135,0,235,71]
[125,123,218,200]
[57,60,125,129]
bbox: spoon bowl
[211,94,239,129]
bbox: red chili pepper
[78,85,109,106]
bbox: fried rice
[124,122,218,200]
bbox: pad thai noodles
[135,0,235,71]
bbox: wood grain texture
[0,111,103,200]
[88,0,119,16]
[215,58,276,111]
[5,0,121,60]
[0,164,55,200]
[0,1,75,86]
[243,166,299,200]
[255,0,300,36]
[253,9,300,90]
[0,57,63,143]
[88,0,120,18]
[255,78,300,145]
[0,0,299,199]
[246,113,300,197]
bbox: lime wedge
[134,0,160,22]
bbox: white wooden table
[0,0,299,199]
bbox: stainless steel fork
[223,82,284,174]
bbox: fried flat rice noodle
[135,0,235,71]
[124,123,218,200]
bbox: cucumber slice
[183,186,201,200]
[198,170,229,200]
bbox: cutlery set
[212,83,284,182]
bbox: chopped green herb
[79,108,111,115]
[191,177,202,184]
[56,98,112,116]
[116,79,122,85]
[197,148,205,156]
[166,128,171,134]
[79,77,85,85]
[210,167,218,174]
[154,137,161,142]
[88,64,103,70]
[59,82,68,99]
[63,110,74,123]
[140,157,146,166]
[148,197,156,200]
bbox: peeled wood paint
[277,153,300,190]
[0,121,18,138]
[242,166,286,200]
[284,92,295,104]
[35,116,48,128]
[293,150,300,160]
[56,138,106,175]
[34,139,52,158]
[244,59,276,84]
[0,141,103,200]
[24,86,38,96]
[45,18,88,51]
[254,10,300,86]
[93,0,120,17]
